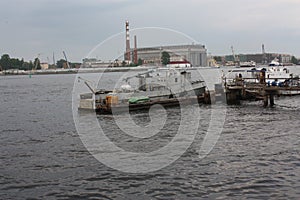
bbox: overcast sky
[1,0,300,62]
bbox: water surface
[0,68,299,199]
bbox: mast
[53,52,56,67]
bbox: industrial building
[129,44,207,67]
[124,21,207,67]
[225,53,292,65]
[83,21,208,68]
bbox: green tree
[56,59,66,68]
[18,58,25,70]
[137,58,143,66]
[11,58,22,69]
[161,51,170,65]
[0,54,12,70]
[213,56,222,62]
[29,61,34,70]
[291,56,298,65]
[21,61,30,70]
[122,60,126,67]
[33,57,41,69]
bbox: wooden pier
[224,77,300,107]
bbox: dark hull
[96,95,207,114]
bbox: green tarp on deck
[128,96,150,104]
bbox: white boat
[239,61,256,68]
[264,66,291,84]
[269,58,283,66]
[225,66,299,88]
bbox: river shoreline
[0,66,159,76]
[1,65,299,76]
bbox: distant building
[40,63,49,70]
[225,53,292,65]
[128,44,207,67]
[82,58,123,68]
[167,61,192,68]
[62,63,69,69]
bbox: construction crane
[231,46,240,67]
[63,51,70,69]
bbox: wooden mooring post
[226,89,241,105]
[263,91,277,107]
[263,94,275,107]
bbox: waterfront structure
[129,44,207,67]
[225,53,292,65]
[167,61,192,68]
[40,63,49,70]
[82,58,123,68]
[223,68,300,107]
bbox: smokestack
[134,35,138,64]
[125,20,131,61]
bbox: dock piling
[263,95,269,107]
[226,90,241,105]
[270,94,275,107]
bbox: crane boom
[63,51,70,69]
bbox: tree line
[0,54,79,71]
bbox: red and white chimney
[125,20,131,61]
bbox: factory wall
[131,44,207,67]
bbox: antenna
[53,52,56,66]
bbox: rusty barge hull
[95,96,208,114]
